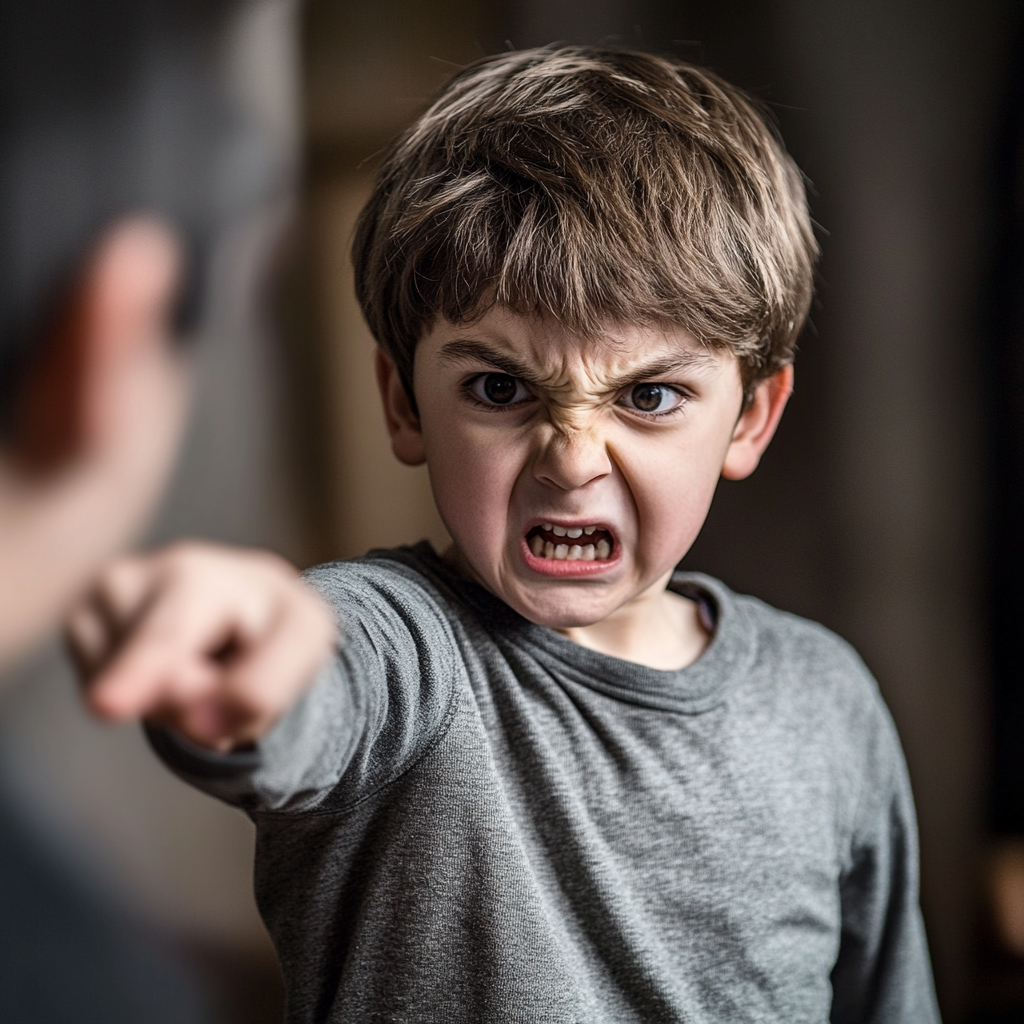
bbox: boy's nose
[533,425,612,491]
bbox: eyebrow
[438,340,546,385]
[437,338,717,390]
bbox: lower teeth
[529,534,610,561]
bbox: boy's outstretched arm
[68,541,335,752]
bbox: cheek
[628,434,727,560]
[422,418,525,557]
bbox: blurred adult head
[0,0,294,667]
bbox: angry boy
[72,46,941,1023]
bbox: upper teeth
[541,523,600,537]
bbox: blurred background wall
[1,1,1022,1022]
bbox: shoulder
[685,572,899,755]
[741,593,876,695]
[305,542,448,607]
[298,545,469,800]
[305,543,455,629]
[303,543,467,670]
[690,576,913,853]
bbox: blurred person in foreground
[0,0,331,1019]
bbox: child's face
[380,307,789,629]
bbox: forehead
[425,307,726,382]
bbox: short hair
[0,0,292,417]
[353,45,818,399]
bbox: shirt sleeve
[147,555,465,814]
[829,708,941,1024]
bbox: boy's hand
[67,541,335,752]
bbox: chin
[511,590,615,630]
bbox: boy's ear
[375,349,425,466]
[10,217,182,472]
[721,365,793,481]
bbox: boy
[73,46,941,1022]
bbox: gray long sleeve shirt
[152,542,940,1024]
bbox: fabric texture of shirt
[151,542,941,1024]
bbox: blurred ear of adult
[0,217,191,671]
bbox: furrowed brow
[437,340,547,386]
[602,351,718,391]
[438,339,718,391]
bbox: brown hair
[353,45,818,399]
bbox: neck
[557,570,710,671]
[442,546,710,672]
[0,457,116,668]
[0,348,187,670]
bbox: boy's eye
[468,373,533,407]
[620,383,685,415]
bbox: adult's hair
[0,0,293,417]
[354,45,818,400]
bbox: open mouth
[526,523,614,562]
